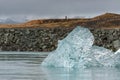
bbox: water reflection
[0,60,120,80]
[42,67,120,80]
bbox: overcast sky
[0,0,120,18]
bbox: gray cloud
[0,0,120,17]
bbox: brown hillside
[93,13,120,20]
[0,13,120,29]
[77,13,120,28]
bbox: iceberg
[41,26,120,68]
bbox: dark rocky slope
[0,27,120,52]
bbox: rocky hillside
[0,28,120,52]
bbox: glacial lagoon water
[0,52,120,80]
[1,26,120,80]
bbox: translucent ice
[41,26,120,68]
[41,26,94,68]
[89,46,114,67]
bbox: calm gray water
[0,52,120,80]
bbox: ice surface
[89,46,114,67]
[41,26,120,68]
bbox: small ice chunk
[112,49,120,67]
[90,46,114,67]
